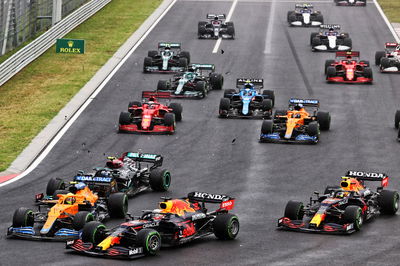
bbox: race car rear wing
[207,14,226,19]
[190,63,215,71]
[320,24,340,30]
[336,51,360,58]
[346,170,389,187]
[289,98,319,107]
[124,152,163,166]
[188,192,235,211]
[142,91,171,99]
[236,78,264,88]
[295,3,313,8]
[158,42,181,49]
[385,42,399,49]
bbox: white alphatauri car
[310,24,352,52]
[375,43,400,73]
[287,3,323,27]
[334,0,366,6]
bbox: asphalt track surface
[1,0,400,265]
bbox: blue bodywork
[229,86,261,115]
[260,133,318,144]
[8,226,80,240]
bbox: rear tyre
[178,58,188,68]
[395,110,400,129]
[149,169,171,191]
[143,57,153,72]
[12,207,34,227]
[73,211,94,230]
[310,33,318,45]
[210,73,224,90]
[284,200,304,220]
[82,221,106,244]
[312,37,321,47]
[343,38,352,48]
[307,122,319,137]
[324,60,335,74]
[46,178,65,196]
[262,90,275,106]
[52,189,69,199]
[343,206,363,231]
[164,113,175,127]
[378,190,399,215]
[213,213,240,240]
[315,14,323,24]
[326,67,336,78]
[169,103,182,121]
[317,111,331,131]
[107,193,128,218]
[147,50,158,58]
[180,51,191,63]
[375,51,386,66]
[157,80,170,91]
[119,112,131,125]
[261,99,273,112]
[261,120,274,134]
[136,229,161,256]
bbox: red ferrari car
[325,51,373,84]
[118,91,182,134]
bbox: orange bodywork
[276,108,313,139]
[40,186,98,235]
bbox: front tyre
[213,213,240,240]
[82,221,106,244]
[136,229,161,256]
[343,205,363,231]
[284,200,304,220]
[12,207,34,227]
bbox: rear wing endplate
[346,170,389,187]
[289,98,319,107]
[236,78,264,87]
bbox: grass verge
[378,0,400,23]
[0,0,162,171]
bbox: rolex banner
[56,39,85,54]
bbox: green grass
[378,0,400,23]
[0,0,162,171]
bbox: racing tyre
[147,50,158,58]
[149,168,171,191]
[324,185,341,195]
[178,58,188,68]
[378,190,399,215]
[213,213,240,240]
[226,22,235,37]
[326,66,336,78]
[375,51,386,66]
[169,103,182,121]
[198,21,207,35]
[311,37,321,47]
[261,99,273,112]
[164,113,175,127]
[261,120,274,134]
[108,192,128,218]
[395,110,400,129]
[307,122,319,137]
[195,81,206,96]
[73,211,94,230]
[180,51,190,63]
[143,57,153,72]
[363,67,373,79]
[343,38,352,48]
[317,111,331,131]
[360,60,370,67]
[284,200,304,220]
[210,73,224,90]
[157,80,170,91]
[52,189,69,199]
[46,178,65,196]
[224,89,236,98]
[119,112,131,125]
[288,14,296,24]
[12,207,34,227]
[343,205,363,231]
[136,229,161,256]
[82,221,106,244]
[219,98,230,117]
[315,14,323,23]
[324,60,335,74]
[380,57,391,69]
[262,90,275,106]
[287,11,294,22]
[310,33,318,45]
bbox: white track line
[263,0,276,54]
[373,0,400,42]
[0,0,177,188]
[212,0,238,54]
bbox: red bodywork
[326,51,372,84]
[119,92,175,134]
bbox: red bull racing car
[66,192,239,259]
[118,91,182,134]
[325,51,373,84]
[278,171,399,234]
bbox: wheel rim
[229,218,239,237]
[356,210,363,228]
[163,172,171,189]
[394,195,399,211]
[93,225,106,244]
[148,234,160,251]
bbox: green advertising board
[56,39,85,54]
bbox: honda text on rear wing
[345,170,389,187]
[187,191,235,211]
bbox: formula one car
[260,98,330,144]
[278,170,398,234]
[66,191,239,259]
[375,43,400,73]
[287,3,323,27]
[157,64,223,99]
[325,51,373,84]
[394,110,400,140]
[7,182,128,240]
[118,91,182,134]
[334,0,366,6]
[198,14,235,39]
[219,78,274,119]
[310,24,352,52]
[143,42,190,73]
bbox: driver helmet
[335,191,347,199]
[295,113,301,118]
[294,104,303,111]
[98,170,110,177]
[214,16,219,20]
[243,88,252,96]
[65,196,76,205]
[185,72,194,80]
[328,28,335,35]
[244,82,254,89]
